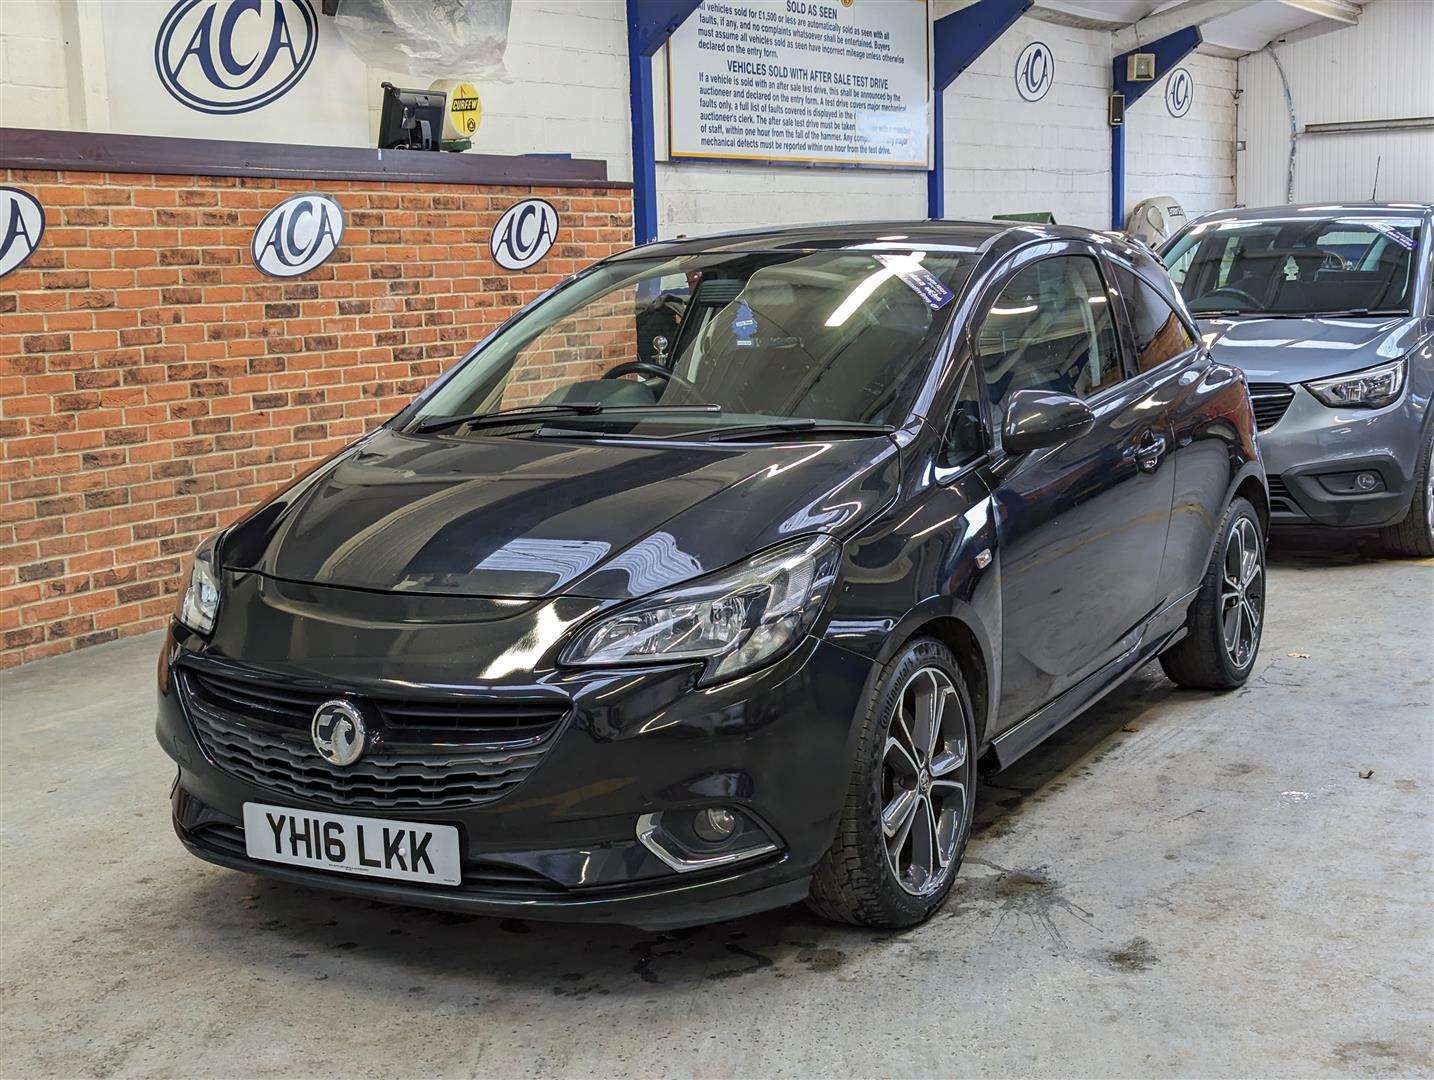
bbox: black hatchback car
[159,221,1267,929]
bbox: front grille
[180,668,567,811]
[185,668,562,744]
[1248,382,1295,431]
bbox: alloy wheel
[881,667,969,896]
[1220,516,1264,669]
[1425,440,1433,538]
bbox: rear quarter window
[1112,265,1198,373]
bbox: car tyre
[1160,496,1265,690]
[1378,427,1434,558]
[807,637,977,928]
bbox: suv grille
[179,667,567,810]
[1248,383,1295,431]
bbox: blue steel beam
[628,0,701,245]
[929,0,1032,218]
[1110,24,1201,228]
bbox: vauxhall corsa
[159,221,1267,928]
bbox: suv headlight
[562,535,841,684]
[1305,359,1406,409]
[177,534,222,635]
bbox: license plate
[242,802,461,886]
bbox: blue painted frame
[627,0,702,245]
[928,0,1031,218]
[1110,24,1202,229]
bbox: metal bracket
[1109,24,1202,229]
[929,0,1032,219]
[627,0,701,245]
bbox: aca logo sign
[155,0,318,115]
[491,199,559,271]
[0,188,45,279]
[1015,41,1054,102]
[250,194,343,277]
[1165,67,1193,118]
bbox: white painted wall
[363,0,633,181]
[940,17,1112,228]
[1237,0,1434,207]
[0,0,1239,238]
[1126,52,1237,220]
[935,15,1234,230]
[0,0,71,128]
[652,11,1235,238]
[1,0,634,178]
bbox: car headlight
[1304,359,1406,409]
[177,534,222,635]
[562,535,841,683]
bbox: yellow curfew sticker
[448,82,481,138]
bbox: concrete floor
[2,530,1431,1078]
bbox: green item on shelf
[993,211,1057,224]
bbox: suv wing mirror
[1002,389,1096,454]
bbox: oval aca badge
[251,193,344,277]
[155,0,319,115]
[1165,67,1194,117]
[1015,41,1054,102]
[0,187,44,278]
[491,199,559,271]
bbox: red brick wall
[0,168,633,668]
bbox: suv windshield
[1163,215,1420,317]
[410,247,977,434]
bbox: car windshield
[409,246,978,434]
[1162,214,1420,317]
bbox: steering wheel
[602,361,700,395]
[1200,285,1261,310]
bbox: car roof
[1192,202,1434,224]
[601,217,1179,313]
[605,219,1066,261]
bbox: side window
[1112,265,1198,372]
[976,255,1122,427]
[940,364,986,468]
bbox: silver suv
[1162,203,1433,556]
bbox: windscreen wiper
[670,419,897,443]
[412,402,720,435]
[1288,308,1409,318]
[1197,308,1411,321]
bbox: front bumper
[1257,384,1427,529]
[157,620,875,930]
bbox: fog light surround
[1315,470,1388,495]
[636,808,780,873]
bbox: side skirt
[986,622,1187,771]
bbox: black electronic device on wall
[378,82,446,152]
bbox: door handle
[1135,431,1167,473]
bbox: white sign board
[667,0,930,169]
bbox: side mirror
[1002,389,1095,454]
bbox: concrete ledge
[0,127,628,189]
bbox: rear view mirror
[1002,389,1095,454]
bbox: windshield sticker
[874,254,955,310]
[732,299,758,347]
[1369,223,1416,251]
